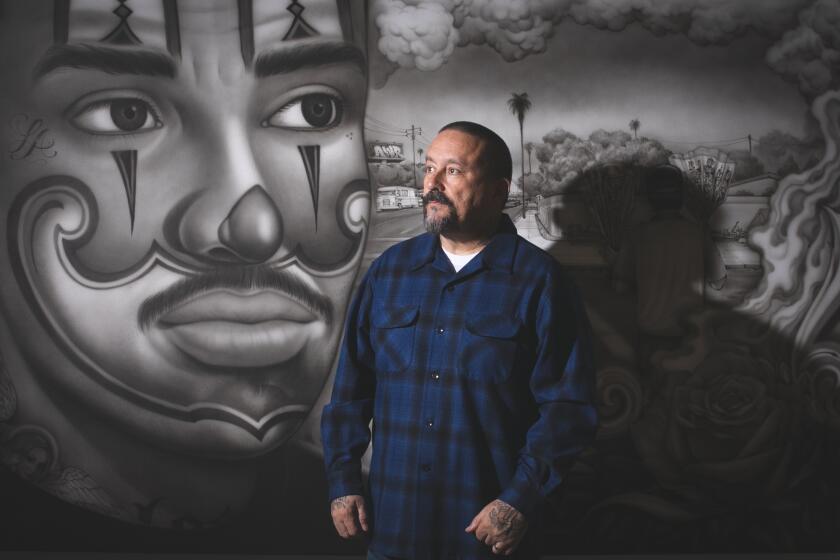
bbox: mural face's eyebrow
[33,44,177,81]
[254,42,366,78]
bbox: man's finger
[474,525,488,542]
[345,509,361,537]
[465,515,479,533]
[332,515,348,539]
[340,513,355,538]
[337,501,360,538]
[357,501,370,532]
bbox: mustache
[138,265,333,330]
[421,189,455,207]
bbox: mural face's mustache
[422,189,455,208]
[138,266,333,330]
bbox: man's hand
[330,494,369,539]
[465,499,528,556]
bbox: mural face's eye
[71,98,161,135]
[266,93,343,130]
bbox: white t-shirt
[442,247,482,273]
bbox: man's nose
[424,168,444,192]
[172,120,283,265]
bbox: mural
[363,0,839,554]
[0,0,370,553]
[1,0,839,555]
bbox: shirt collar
[409,213,519,273]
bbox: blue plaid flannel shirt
[321,214,598,559]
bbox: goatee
[422,189,458,234]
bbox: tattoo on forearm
[489,500,525,536]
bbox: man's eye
[447,167,461,175]
[266,93,343,130]
[71,98,161,135]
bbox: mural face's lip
[162,318,315,368]
[157,288,320,367]
[158,289,317,325]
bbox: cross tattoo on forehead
[284,0,319,41]
[51,1,362,71]
[238,0,322,66]
[101,0,142,46]
[52,0,181,58]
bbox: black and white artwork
[1,0,839,555]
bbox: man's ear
[498,178,511,204]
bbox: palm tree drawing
[507,92,531,218]
[524,141,534,175]
[629,118,641,139]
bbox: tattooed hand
[465,499,528,556]
[330,494,369,539]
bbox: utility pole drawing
[404,124,422,189]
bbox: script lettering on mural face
[7,114,57,162]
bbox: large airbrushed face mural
[0,0,368,525]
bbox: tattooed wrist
[331,495,352,510]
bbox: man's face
[422,129,504,237]
[0,1,369,456]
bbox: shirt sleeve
[497,266,599,520]
[320,265,377,502]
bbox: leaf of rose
[586,492,698,522]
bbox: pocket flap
[465,314,522,339]
[372,305,419,329]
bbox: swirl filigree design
[595,365,644,439]
[6,175,369,440]
[800,343,840,431]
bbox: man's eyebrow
[33,44,177,81]
[254,42,366,78]
[426,157,467,167]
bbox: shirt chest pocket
[458,313,522,382]
[371,304,419,374]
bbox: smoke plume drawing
[372,0,840,99]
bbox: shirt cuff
[327,467,365,502]
[497,471,544,521]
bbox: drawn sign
[368,142,404,163]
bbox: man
[322,122,598,559]
[0,0,370,538]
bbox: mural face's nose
[216,185,283,264]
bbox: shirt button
[421,464,432,472]
[437,327,445,334]
[431,371,440,380]
[426,420,434,428]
